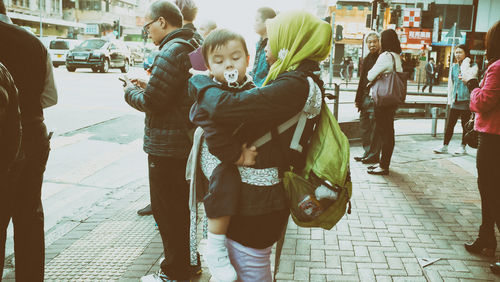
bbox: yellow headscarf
[263,11,332,86]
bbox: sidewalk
[3,134,499,281]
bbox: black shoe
[464,239,496,257]
[361,157,379,164]
[354,156,365,162]
[140,269,189,282]
[137,204,153,216]
[367,167,389,175]
[158,254,202,278]
[491,261,500,274]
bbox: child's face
[207,40,249,84]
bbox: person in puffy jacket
[461,20,500,275]
[122,1,201,280]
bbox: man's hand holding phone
[130,78,147,89]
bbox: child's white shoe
[204,246,237,282]
[433,145,448,154]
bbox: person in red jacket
[462,20,500,274]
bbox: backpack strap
[251,111,302,148]
[252,76,320,153]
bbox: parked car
[48,39,81,67]
[124,42,145,65]
[143,46,160,71]
[65,39,131,73]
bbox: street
[4,66,151,272]
[3,67,479,281]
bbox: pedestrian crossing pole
[328,12,336,88]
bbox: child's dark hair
[202,29,249,67]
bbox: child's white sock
[207,232,226,250]
[205,232,237,281]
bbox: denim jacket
[450,63,472,107]
[250,38,270,87]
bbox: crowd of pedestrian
[1,0,499,280]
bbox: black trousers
[374,106,396,169]
[476,132,500,246]
[148,155,190,279]
[444,108,470,146]
[0,134,49,282]
[422,77,433,93]
[203,163,240,218]
[359,108,381,161]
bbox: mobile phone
[118,77,127,87]
[189,46,207,71]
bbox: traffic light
[335,25,343,42]
[112,19,120,39]
[113,20,119,32]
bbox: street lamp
[39,0,44,37]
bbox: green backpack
[284,102,352,230]
[253,77,352,230]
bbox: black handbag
[464,113,478,149]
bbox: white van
[48,39,80,67]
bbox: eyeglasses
[142,18,159,34]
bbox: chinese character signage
[397,28,432,49]
[403,8,421,28]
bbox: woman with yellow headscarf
[189,10,332,281]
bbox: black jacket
[0,21,48,153]
[355,52,379,107]
[189,78,255,163]
[125,28,198,158]
[0,62,21,172]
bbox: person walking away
[354,31,382,165]
[366,29,403,175]
[461,20,500,275]
[434,44,477,155]
[422,58,435,93]
[175,0,203,45]
[197,19,217,39]
[0,2,58,280]
[251,7,276,87]
[122,1,200,280]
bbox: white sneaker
[453,146,467,155]
[433,145,448,154]
[204,245,237,282]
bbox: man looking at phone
[121,1,199,281]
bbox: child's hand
[234,143,258,166]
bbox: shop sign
[403,8,421,28]
[398,28,432,48]
[85,24,99,35]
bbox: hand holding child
[234,143,258,166]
